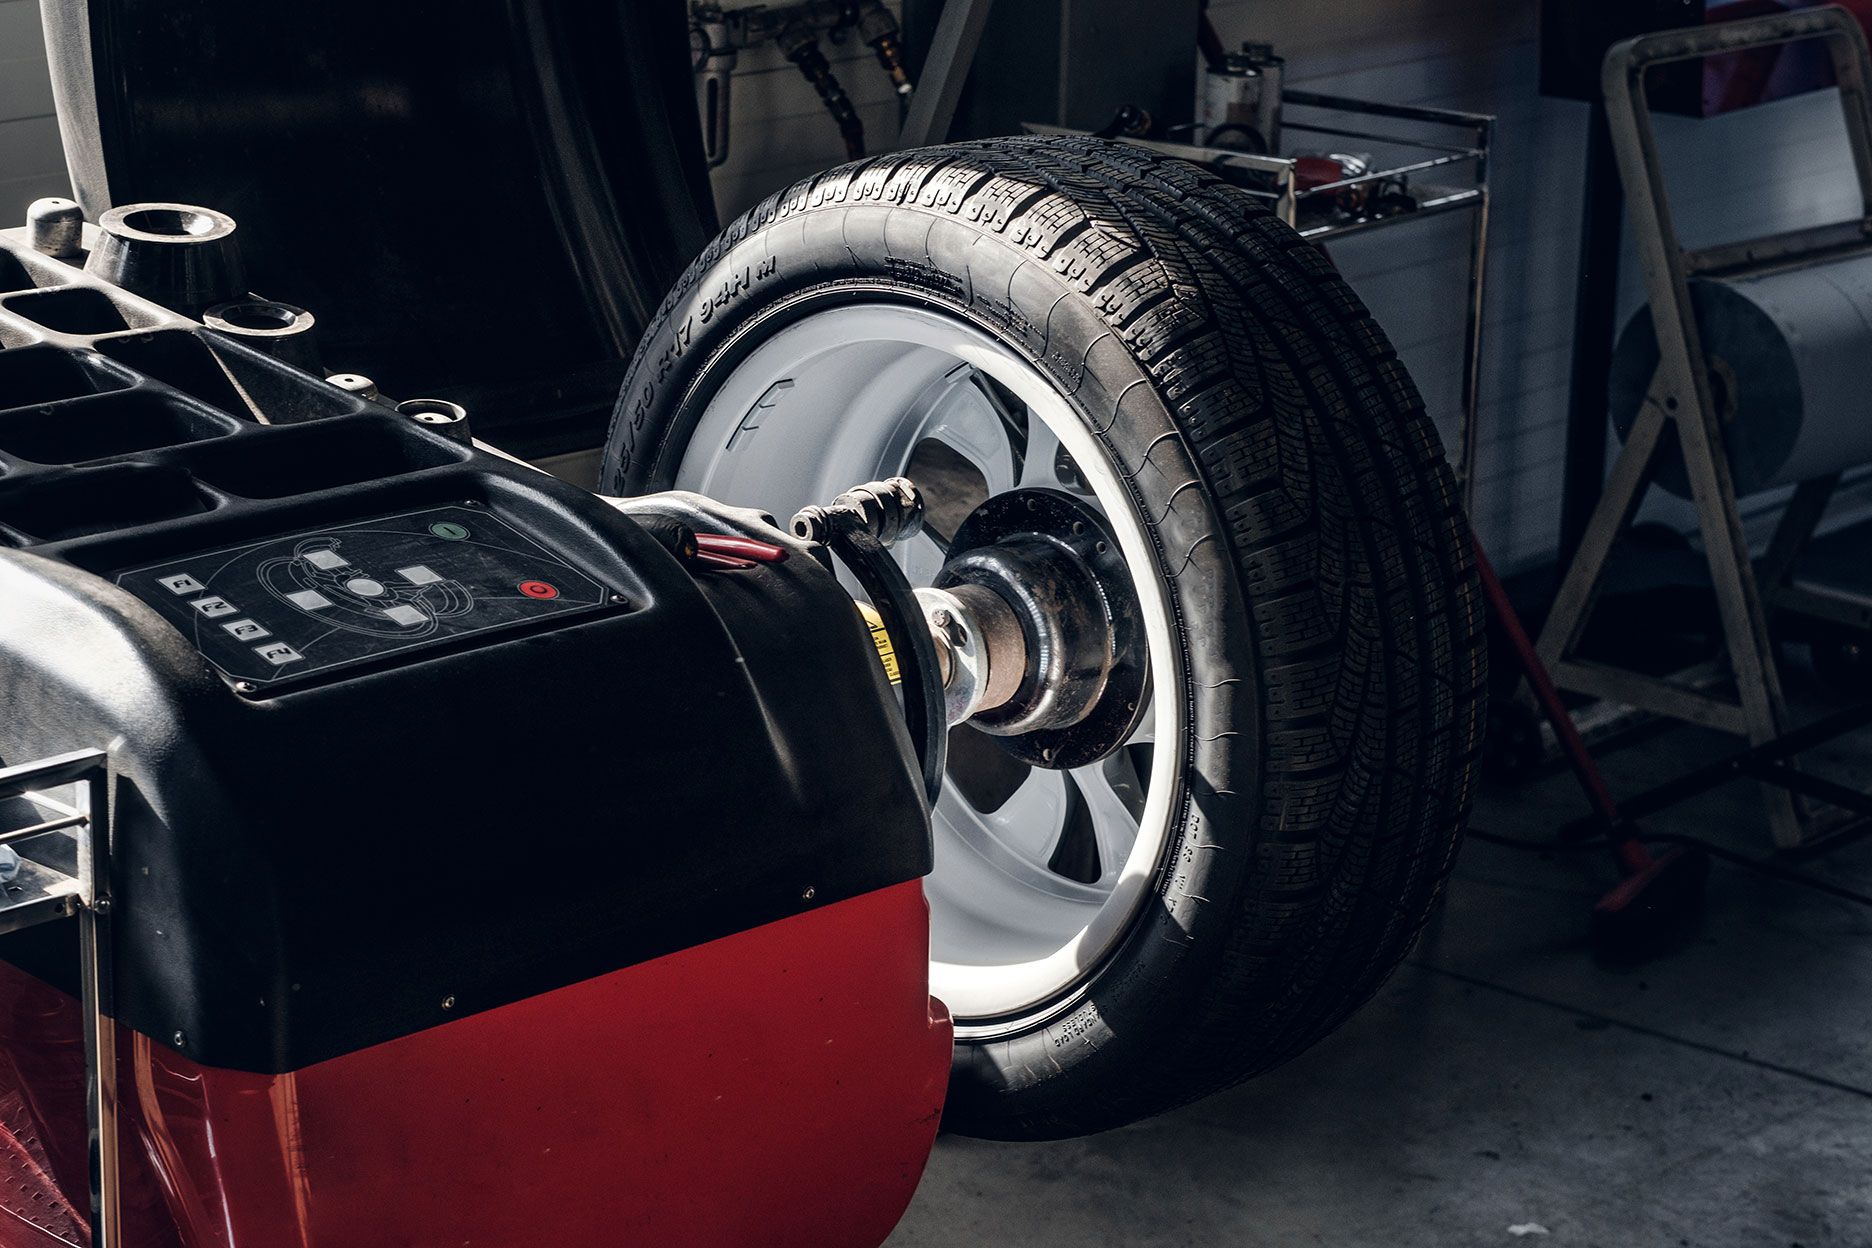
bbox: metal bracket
[0,749,117,1248]
[1533,5,1872,851]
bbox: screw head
[172,1030,187,1048]
[234,680,257,695]
[801,885,817,901]
[441,995,456,1011]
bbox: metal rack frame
[1533,5,1872,851]
[1025,90,1494,504]
[0,749,116,1248]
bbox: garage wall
[708,0,912,222]
[5,0,1863,569]
[0,0,68,222]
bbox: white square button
[191,597,238,619]
[221,618,270,642]
[304,549,349,571]
[396,565,443,585]
[159,573,205,596]
[381,604,428,627]
[286,589,334,611]
[254,642,303,666]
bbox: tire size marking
[633,254,781,436]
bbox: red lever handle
[695,534,789,564]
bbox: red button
[519,580,559,600]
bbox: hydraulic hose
[779,29,866,160]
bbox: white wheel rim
[674,304,1183,1025]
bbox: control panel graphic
[117,505,614,686]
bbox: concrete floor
[886,675,1872,1246]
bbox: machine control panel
[116,505,614,687]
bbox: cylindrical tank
[1196,42,1284,154]
[1610,249,1872,498]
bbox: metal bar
[1291,188,1481,240]
[1773,580,1872,631]
[896,0,996,148]
[1278,120,1482,155]
[1687,223,1872,278]
[1552,659,1750,735]
[1617,4,1869,68]
[77,765,117,1248]
[1455,113,1494,514]
[1750,759,1872,816]
[0,750,110,801]
[1281,87,1495,128]
[0,813,88,846]
[1593,701,1872,827]
[1758,473,1839,594]
[1297,150,1478,195]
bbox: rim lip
[669,298,1185,1029]
[98,202,237,244]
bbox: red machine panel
[0,882,951,1248]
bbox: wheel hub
[931,488,1149,769]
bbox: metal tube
[898,0,996,148]
[78,765,117,1248]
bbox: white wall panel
[0,0,68,222]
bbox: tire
[601,136,1486,1139]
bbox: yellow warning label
[857,602,902,685]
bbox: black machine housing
[0,222,929,1073]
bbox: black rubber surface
[602,136,1487,1139]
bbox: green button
[430,521,470,541]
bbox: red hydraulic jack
[1474,539,1709,955]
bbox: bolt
[932,608,952,628]
[610,593,627,605]
[26,197,84,259]
[172,1030,187,1048]
[801,885,817,901]
[441,995,456,1011]
[234,680,257,695]
[92,898,111,915]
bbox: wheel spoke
[897,529,947,585]
[920,373,1018,498]
[1018,411,1089,495]
[1069,760,1144,886]
[936,765,1109,904]
[1128,692,1156,746]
